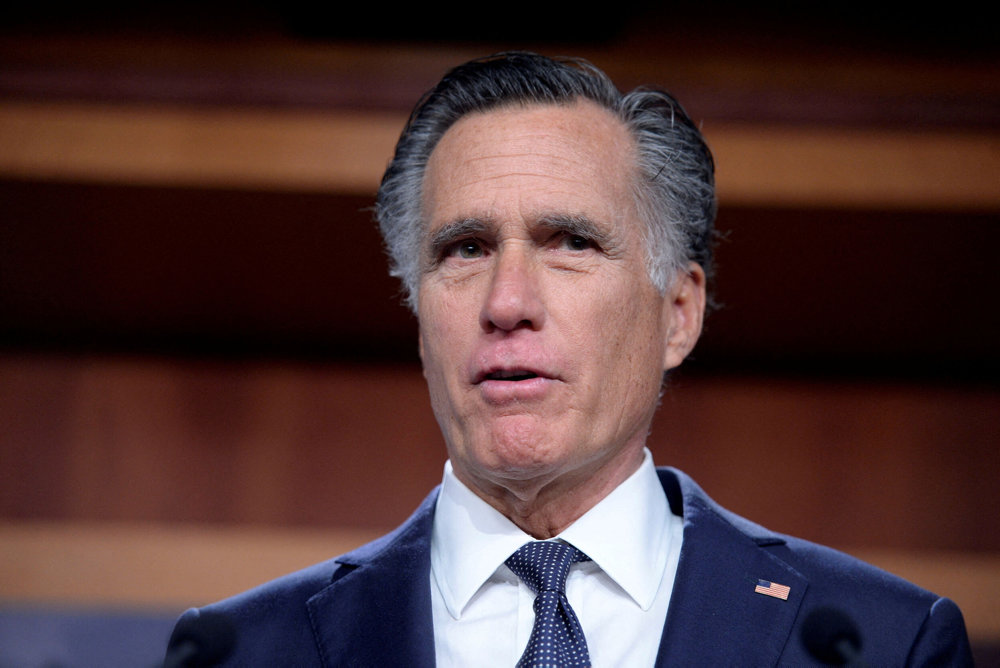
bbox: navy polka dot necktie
[505,541,592,668]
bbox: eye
[455,239,485,259]
[561,234,594,252]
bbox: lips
[474,365,550,384]
[474,366,552,405]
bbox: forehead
[421,101,637,227]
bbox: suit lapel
[306,489,439,668]
[654,469,807,667]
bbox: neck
[454,447,645,539]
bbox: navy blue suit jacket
[169,468,972,666]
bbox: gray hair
[375,51,716,311]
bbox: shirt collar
[431,460,533,619]
[431,449,671,617]
[559,450,670,611]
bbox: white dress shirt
[430,449,683,667]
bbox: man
[167,52,972,666]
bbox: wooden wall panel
[0,355,444,531]
[2,354,997,552]
[0,30,997,659]
[652,376,1000,551]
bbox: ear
[662,263,707,371]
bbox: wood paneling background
[2,355,998,551]
[1,4,998,653]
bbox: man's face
[417,100,703,500]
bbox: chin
[479,418,572,476]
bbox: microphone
[800,607,865,666]
[163,609,236,668]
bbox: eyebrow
[538,214,623,257]
[425,218,492,261]
[536,214,616,249]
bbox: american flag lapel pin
[754,579,791,600]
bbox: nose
[480,245,546,333]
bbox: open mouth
[485,370,539,382]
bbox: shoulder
[774,526,972,664]
[165,486,440,666]
[167,557,343,666]
[658,467,972,665]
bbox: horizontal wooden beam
[711,124,1000,211]
[1,100,997,210]
[0,101,402,194]
[0,520,383,610]
[1,521,997,639]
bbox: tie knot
[505,541,590,595]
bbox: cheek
[558,282,646,373]
[419,322,463,429]
[601,288,668,375]
[419,295,472,380]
